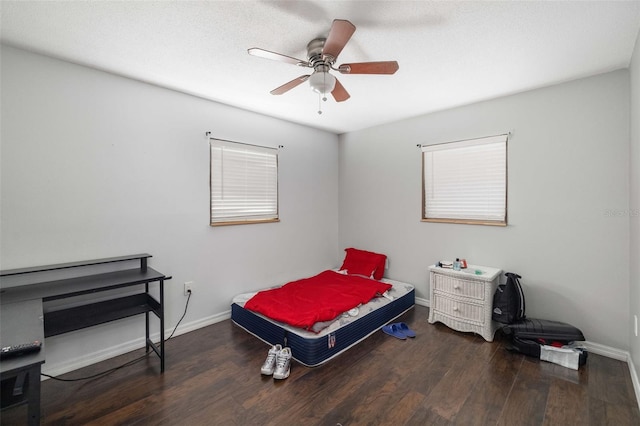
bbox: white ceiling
[2,1,639,134]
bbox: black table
[0,254,170,424]
[0,299,45,425]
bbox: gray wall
[630,30,640,381]
[1,42,637,375]
[0,45,340,373]
[339,70,631,350]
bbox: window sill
[210,218,280,227]
[421,218,507,227]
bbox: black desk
[0,300,45,425]
[0,254,170,424]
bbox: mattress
[231,277,415,367]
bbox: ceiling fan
[248,19,399,108]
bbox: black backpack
[492,272,525,324]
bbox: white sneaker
[273,347,292,380]
[261,344,282,375]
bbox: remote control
[0,341,42,360]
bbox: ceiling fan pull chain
[322,72,328,102]
[317,92,322,115]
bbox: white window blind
[422,134,507,225]
[210,138,279,225]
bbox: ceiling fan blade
[248,48,309,67]
[338,61,399,75]
[331,78,350,102]
[270,75,311,95]
[322,19,356,61]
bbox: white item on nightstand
[428,264,502,342]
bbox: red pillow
[341,260,379,278]
[340,248,387,280]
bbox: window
[210,138,279,226]
[421,134,507,226]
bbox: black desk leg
[160,279,165,373]
[27,365,41,426]
[145,282,150,353]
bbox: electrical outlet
[635,315,638,337]
[184,281,193,296]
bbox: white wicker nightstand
[428,264,502,342]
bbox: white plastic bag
[540,344,584,370]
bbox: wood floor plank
[3,306,637,426]
[497,356,552,425]
[541,377,589,425]
[453,344,523,425]
[589,353,635,405]
[419,335,496,422]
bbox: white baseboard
[41,303,640,414]
[42,337,148,379]
[415,296,429,307]
[628,355,640,411]
[582,341,640,408]
[168,309,231,338]
[583,340,628,361]
[420,298,639,411]
[44,296,429,378]
[41,310,232,379]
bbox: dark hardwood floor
[3,306,639,425]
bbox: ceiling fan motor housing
[306,38,336,94]
[307,38,334,68]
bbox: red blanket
[244,270,392,331]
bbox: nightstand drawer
[432,293,484,324]
[432,273,485,301]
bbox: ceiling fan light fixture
[308,71,336,94]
